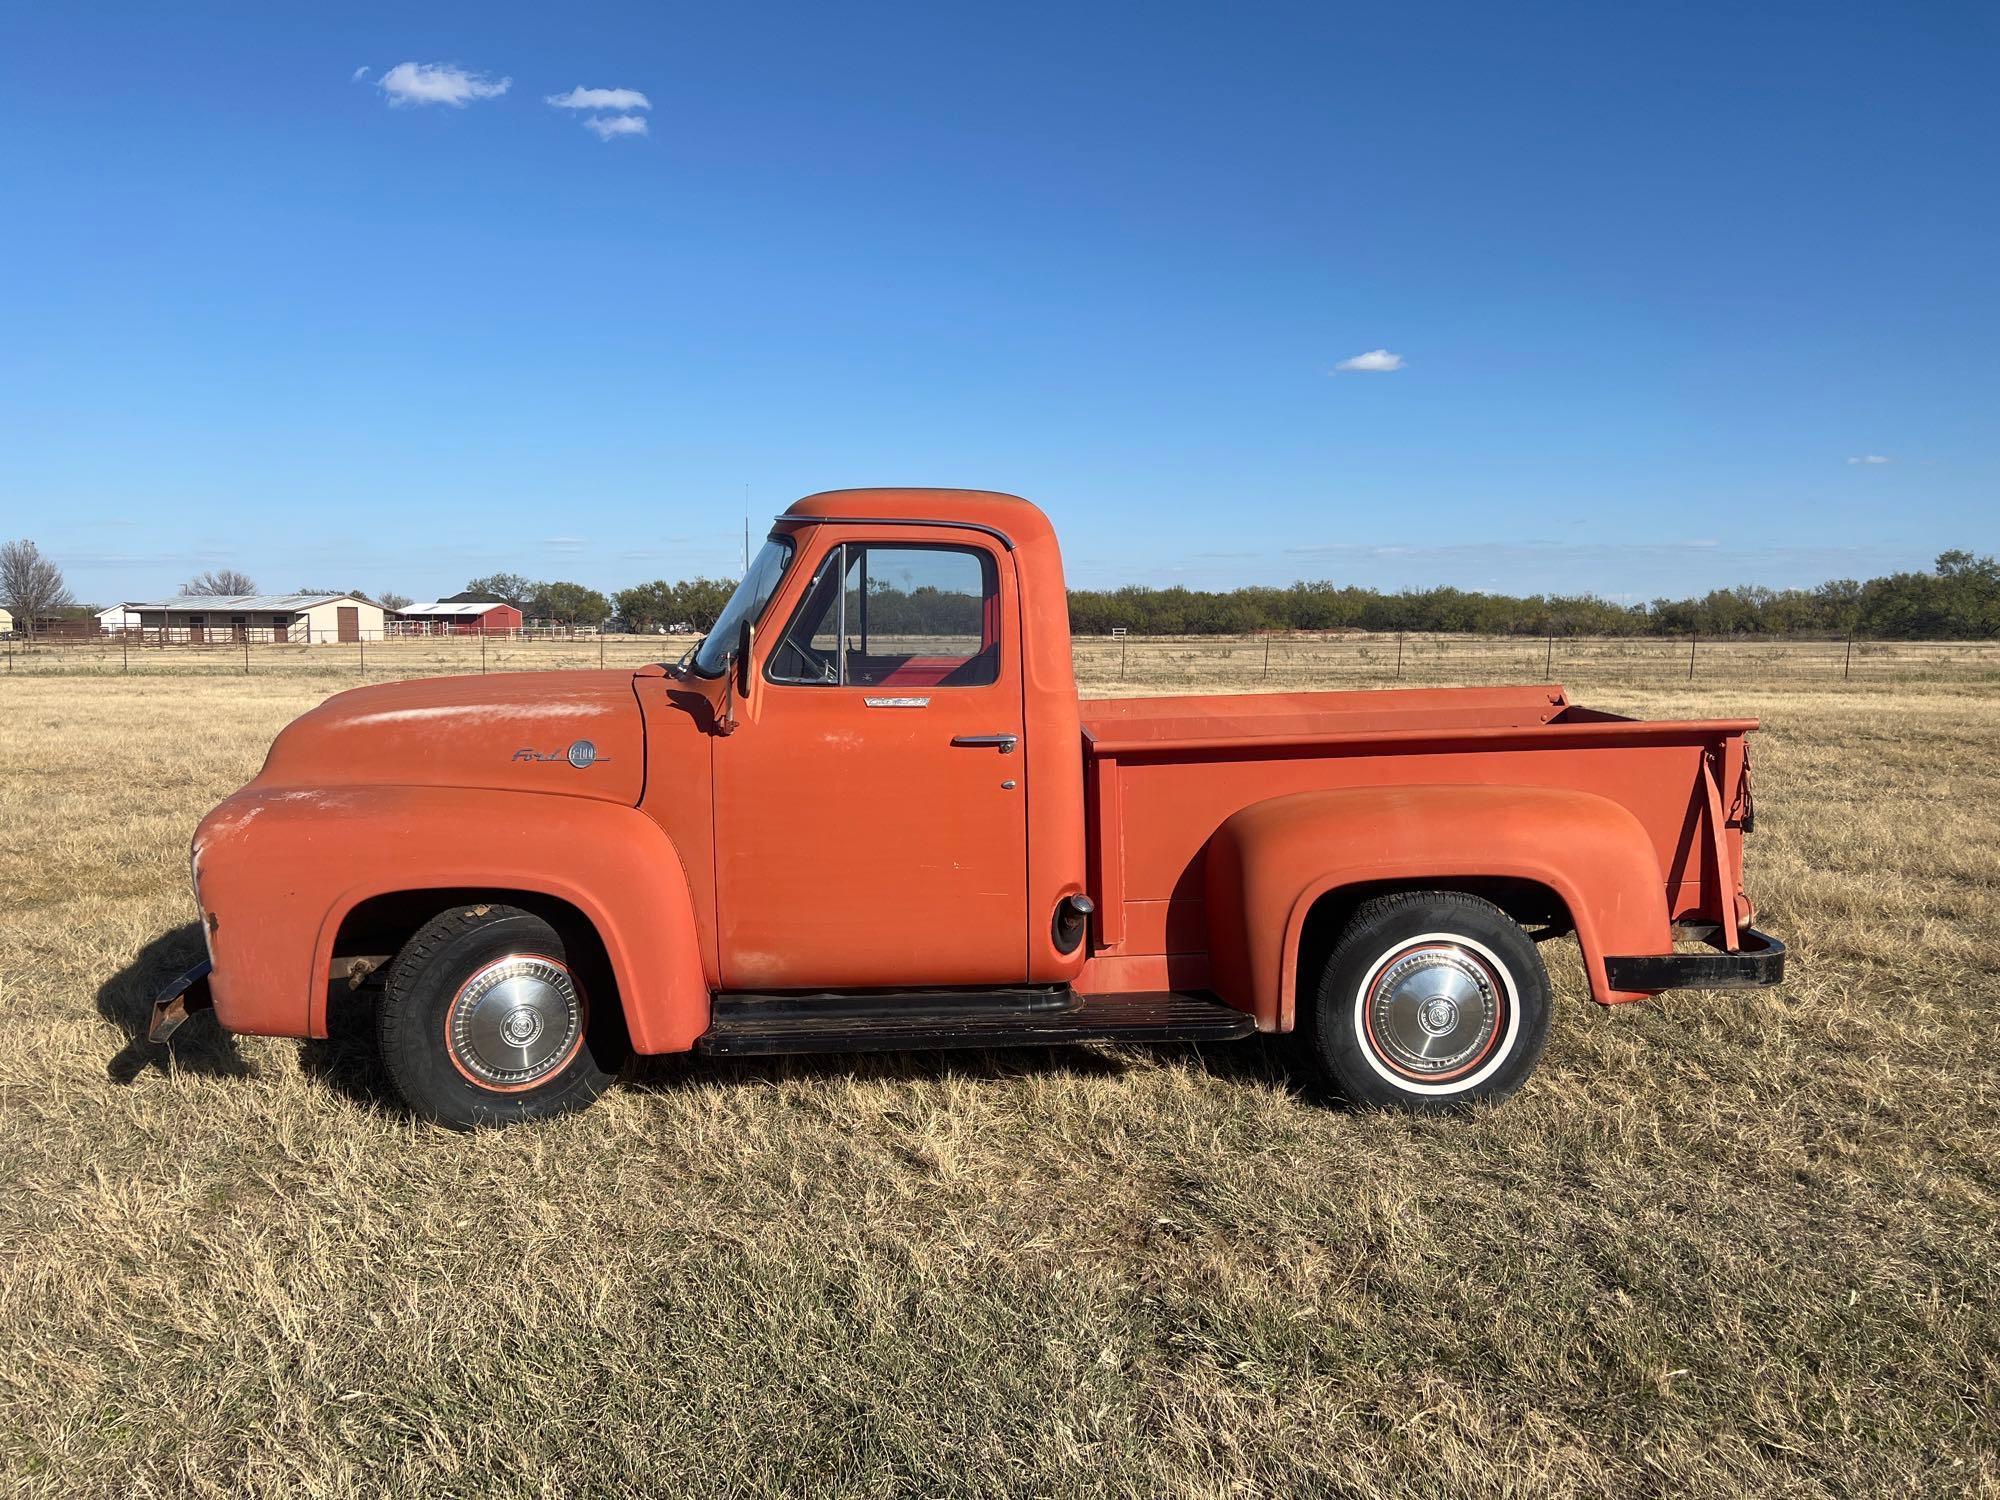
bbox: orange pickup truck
[154,489,1783,1127]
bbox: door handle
[951,733,1018,754]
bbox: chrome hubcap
[1365,944,1501,1078]
[448,955,582,1088]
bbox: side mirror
[718,619,755,737]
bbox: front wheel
[378,904,624,1129]
[1300,891,1551,1111]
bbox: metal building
[389,600,524,636]
[119,593,386,643]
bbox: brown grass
[1,658,1996,1496]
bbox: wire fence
[3,629,1997,687]
[1073,631,2000,689]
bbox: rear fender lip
[1603,925,1785,991]
[148,960,215,1043]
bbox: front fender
[192,785,710,1053]
[1202,784,1672,1029]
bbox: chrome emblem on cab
[566,740,598,769]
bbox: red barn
[392,600,523,636]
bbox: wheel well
[329,888,624,1038]
[1294,877,1574,1010]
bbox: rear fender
[194,785,710,1052]
[1203,784,1672,1029]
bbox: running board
[696,987,1257,1057]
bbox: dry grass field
[2,655,1996,1496]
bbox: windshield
[689,535,795,677]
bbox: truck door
[713,532,1028,990]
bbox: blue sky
[2,1,1994,606]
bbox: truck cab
[157,488,1784,1128]
[654,489,1089,993]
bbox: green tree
[535,581,610,625]
[672,578,737,632]
[613,581,678,631]
[463,573,537,606]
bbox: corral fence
[1,629,680,679]
[71,623,642,645]
[4,627,1998,686]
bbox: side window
[768,549,847,683]
[768,543,999,688]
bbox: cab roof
[780,488,1056,551]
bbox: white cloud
[1846,454,1893,465]
[1333,349,1405,373]
[546,86,651,112]
[377,61,512,108]
[350,65,371,83]
[582,113,649,141]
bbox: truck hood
[252,671,645,804]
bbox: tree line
[604,548,2000,640]
[468,574,739,630]
[7,542,1997,641]
[1067,551,2000,640]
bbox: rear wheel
[1301,891,1551,1111]
[378,903,624,1129]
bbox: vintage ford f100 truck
[153,489,1783,1126]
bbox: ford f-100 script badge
[511,740,608,768]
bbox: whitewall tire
[1302,891,1552,1111]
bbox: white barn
[120,593,386,644]
[96,604,140,632]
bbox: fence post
[1119,632,1128,680]
[1395,633,1403,680]
[1844,630,1853,681]
[1262,636,1270,679]
[123,635,129,674]
[1688,630,1696,681]
[1545,633,1554,679]
[600,629,606,669]
[481,625,487,674]
[243,636,250,675]
[359,635,365,678]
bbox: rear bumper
[1604,925,1786,992]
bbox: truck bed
[1077,684,1757,997]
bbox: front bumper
[149,960,215,1043]
[1604,925,1786,992]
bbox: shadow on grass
[124,962,1311,1118]
[98,923,254,1084]
[303,1013,1301,1121]
[625,1033,1303,1097]
[298,986,400,1113]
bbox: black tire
[377,903,624,1129]
[1300,891,1551,1112]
